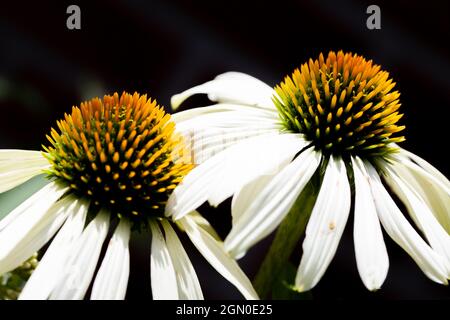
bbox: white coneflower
[0,92,257,300]
[168,51,450,292]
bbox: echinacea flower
[0,92,257,300]
[168,51,450,292]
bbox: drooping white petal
[383,165,450,274]
[165,145,225,220]
[0,182,69,275]
[393,149,450,199]
[390,155,450,233]
[91,219,131,300]
[178,214,258,300]
[185,211,221,242]
[167,133,305,220]
[207,134,308,206]
[225,147,321,258]
[295,157,351,292]
[149,220,179,300]
[352,157,389,291]
[230,134,306,225]
[231,172,278,226]
[0,150,50,193]
[161,220,203,300]
[171,72,277,110]
[366,163,448,284]
[49,210,110,300]
[399,148,450,191]
[19,198,89,300]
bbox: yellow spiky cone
[274,51,405,159]
[43,92,192,227]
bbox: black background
[0,0,449,300]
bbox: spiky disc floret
[274,51,405,159]
[43,92,192,228]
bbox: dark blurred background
[0,0,449,300]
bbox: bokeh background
[0,0,449,299]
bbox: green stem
[252,180,318,299]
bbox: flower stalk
[253,178,318,298]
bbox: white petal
[231,172,278,226]
[165,145,225,220]
[180,126,280,165]
[149,220,179,300]
[176,110,279,130]
[173,103,278,126]
[161,220,203,300]
[171,72,276,110]
[185,211,221,242]
[0,181,56,232]
[0,167,49,194]
[19,198,89,300]
[0,149,47,161]
[394,149,450,198]
[383,165,450,274]
[225,148,321,258]
[0,150,50,193]
[49,210,110,300]
[207,134,307,206]
[174,105,281,165]
[171,103,255,123]
[399,148,450,190]
[178,214,258,300]
[91,219,131,300]
[0,182,69,275]
[352,157,389,291]
[391,156,450,233]
[366,163,448,284]
[295,157,351,292]
[0,174,49,221]
[167,133,305,220]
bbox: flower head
[169,51,450,292]
[43,92,191,228]
[274,51,404,158]
[0,92,257,300]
